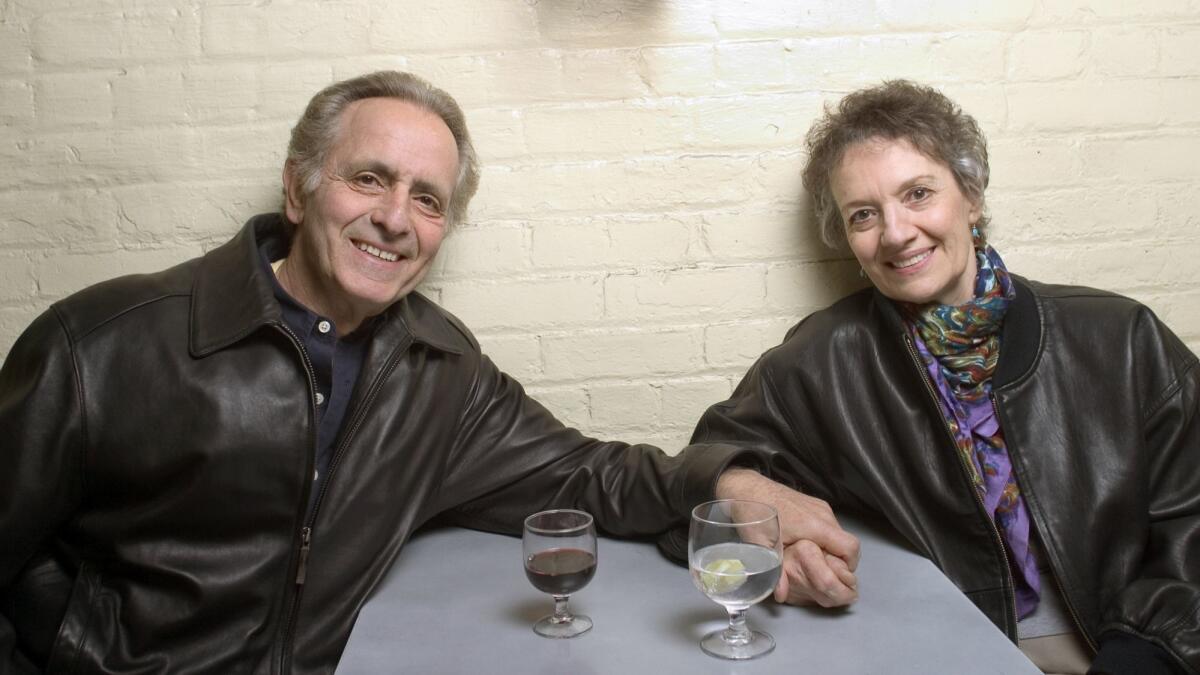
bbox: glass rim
[523,508,594,534]
[691,498,778,527]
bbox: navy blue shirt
[259,240,373,517]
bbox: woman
[689,81,1198,675]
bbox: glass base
[533,613,592,639]
[700,628,775,660]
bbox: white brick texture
[2,0,1198,450]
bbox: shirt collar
[190,213,465,357]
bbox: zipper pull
[295,526,312,585]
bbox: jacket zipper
[295,526,312,585]
[904,335,1021,639]
[303,335,412,525]
[271,322,319,674]
[275,331,412,673]
[989,395,1098,653]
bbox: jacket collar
[190,213,465,357]
[993,275,1042,389]
[871,274,1043,389]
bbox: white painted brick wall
[2,0,1198,454]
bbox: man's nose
[372,188,413,236]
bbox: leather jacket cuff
[656,447,766,563]
[676,445,766,518]
[1088,631,1183,675]
[655,525,689,564]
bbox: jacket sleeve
[647,343,851,563]
[1096,330,1200,675]
[431,351,752,538]
[687,343,843,507]
[0,308,86,674]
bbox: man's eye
[416,195,443,213]
[353,174,383,188]
[909,187,930,201]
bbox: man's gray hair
[285,70,480,227]
[801,80,990,249]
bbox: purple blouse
[912,331,1041,618]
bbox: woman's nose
[878,205,915,249]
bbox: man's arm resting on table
[715,468,859,608]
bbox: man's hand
[715,468,859,608]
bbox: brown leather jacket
[690,278,1199,674]
[0,214,744,674]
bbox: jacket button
[315,392,326,406]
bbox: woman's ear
[967,195,983,226]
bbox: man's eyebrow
[341,160,396,181]
[410,178,450,204]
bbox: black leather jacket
[690,277,1199,673]
[0,215,744,674]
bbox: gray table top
[338,519,1038,674]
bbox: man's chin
[339,272,410,301]
[348,293,405,317]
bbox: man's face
[283,97,460,330]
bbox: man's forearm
[714,467,860,607]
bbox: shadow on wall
[795,189,868,302]
[532,0,673,40]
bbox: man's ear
[282,160,306,225]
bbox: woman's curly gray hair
[284,70,480,227]
[801,80,990,249]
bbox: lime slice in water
[701,558,747,594]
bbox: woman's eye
[847,209,873,227]
[909,187,930,201]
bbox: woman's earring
[858,267,866,279]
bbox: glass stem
[552,595,572,624]
[724,608,752,645]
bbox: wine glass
[522,509,597,638]
[689,499,783,660]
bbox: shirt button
[317,320,332,334]
[314,469,319,481]
[315,392,326,406]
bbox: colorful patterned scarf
[902,242,1041,618]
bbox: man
[0,71,857,673]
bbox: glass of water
[688,499,782,660]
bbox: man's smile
[354,239,402,262]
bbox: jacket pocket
[43,561,100,675]
[1,550,73,668]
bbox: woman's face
[831,137,981,306]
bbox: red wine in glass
[524,547,597,595]
[522,509,596,638]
